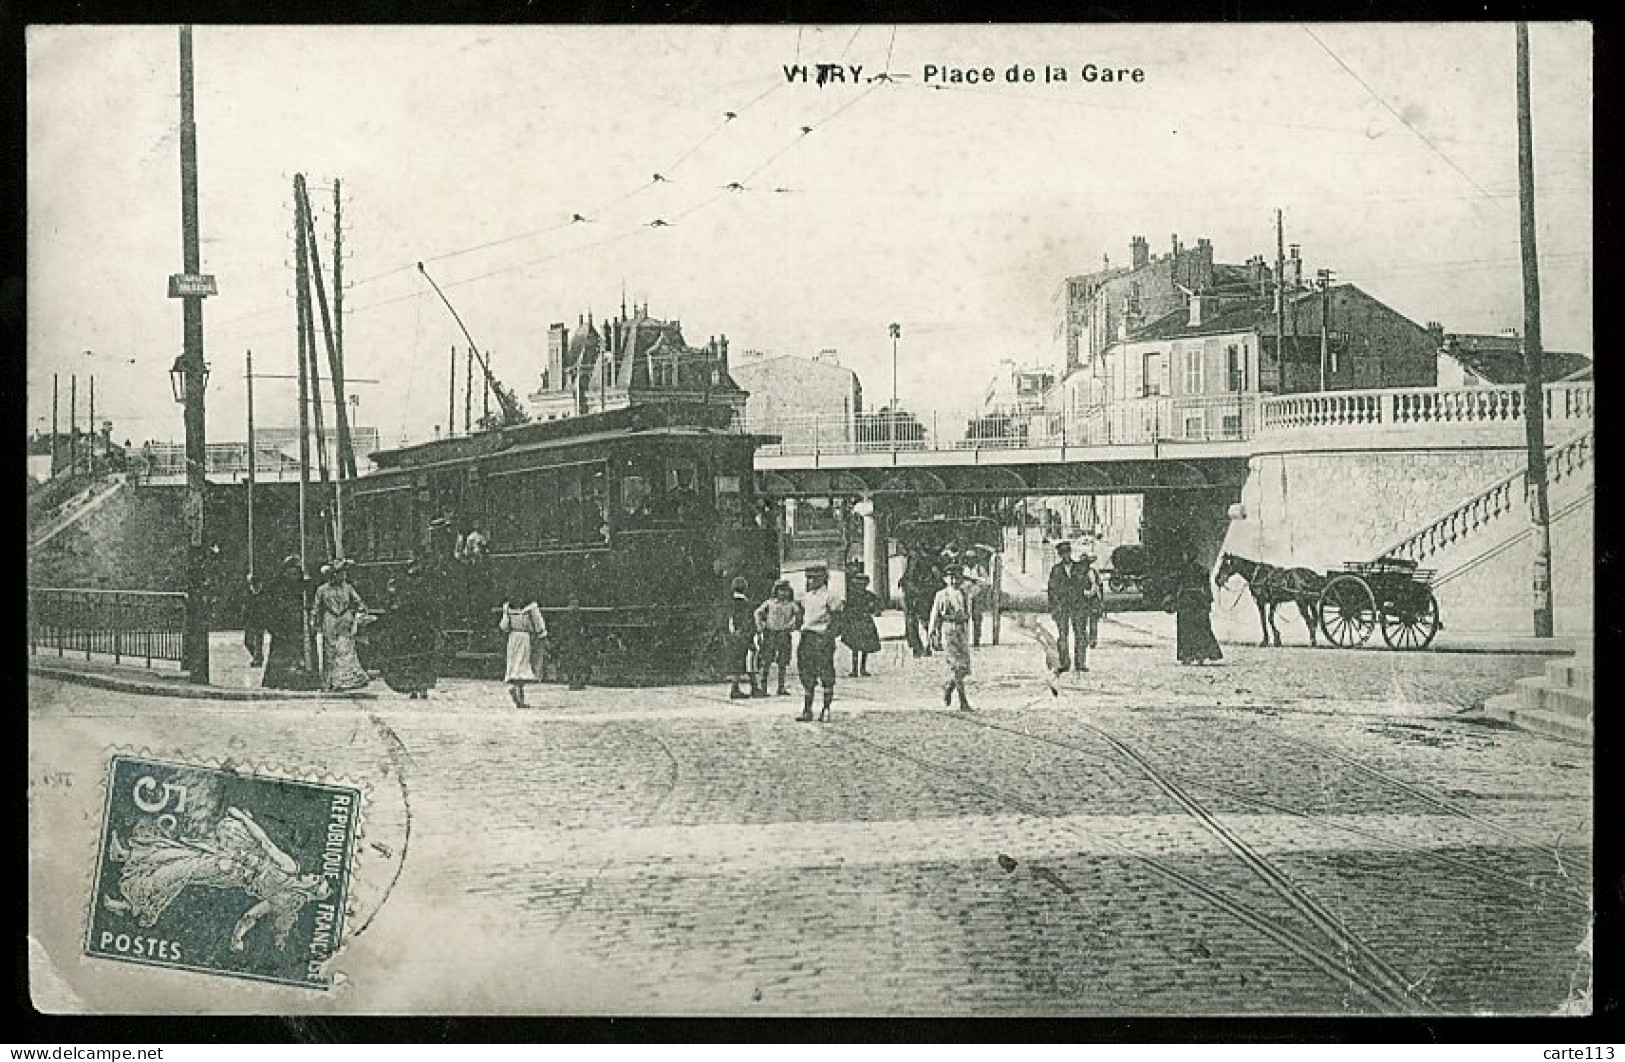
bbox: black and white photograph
[25,22,1593,1018]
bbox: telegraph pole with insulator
[1516,22,1554,637]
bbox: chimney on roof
[1193,237,1214,291]
[1288,244,1302,290]
[718,334,729,372]
[1131,235,1149,270]
[1171,233,1180,257]
[1188,292,1218,328]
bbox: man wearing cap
[796,565,844,721]
[929,563,976,710]
[1047,541,1092,673]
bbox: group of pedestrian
[244,555,373,693]
[723,562,886,721]
[900,541,992,657]
[725,565,847,720]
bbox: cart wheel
[1319,574,1377,647]
[1381,586,1440,650]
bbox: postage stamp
[84,754,361,990]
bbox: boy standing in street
[754,579,801,697]
[796,565,844,722]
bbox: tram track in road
[828,718,1430,1014]
[537,724,685,943]
[956,709,1591,910]
[1264,728,1594,879]
[939,711,1437,1013]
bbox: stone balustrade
[1259,382,1593,434]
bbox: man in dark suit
[1047,541,1092,673]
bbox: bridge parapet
[1258,382,1592,438]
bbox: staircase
[1374,430,1593,582]
[29,474,129,549]
[1481,653,1593,743]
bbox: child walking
[500,588,547,709]
[841,572,882,677]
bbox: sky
[26,23,1592,448]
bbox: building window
[1141,352,1165,396]
[1183,349,1203,395]
[1226,344,1245,392]
[1183,411,1205,440]
[1222,413,1243,438]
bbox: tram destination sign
[167,272,217,298]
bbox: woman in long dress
[1170,549,1224,665]
[379,558,441,699]
[929,564,976,711]
[310,560,371,691]
[500,588,547,709]
[262,556,310,690]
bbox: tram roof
[365,402,762,473]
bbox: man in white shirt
[796,565,844,722]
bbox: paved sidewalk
[27,631,369,701]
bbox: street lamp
[168,355,210,404]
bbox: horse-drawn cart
[1318,556,1441,650]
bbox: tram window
[620,474,653,528]
[584,466,609,543]
[714,474,744,527]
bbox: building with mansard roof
[528,300,747,422]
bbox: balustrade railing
[136,442,303,480]
[28,587,188,669]
[1259,382,1593,433]
[1378,429,1594,566]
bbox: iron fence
[28,588,188,669]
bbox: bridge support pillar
[853,498,879,595]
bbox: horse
[1214,553,1326,647]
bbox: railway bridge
[743,383,1595,636]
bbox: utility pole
[1516,21,1554,638]
[1316,268,1334,391]
[448,344,457,437]
[298,177,353,553]
[176,25,211,684]
[300,198,334,559]
[51,374,59,475]
[333,178,344,406]
[1275,210,1285,389]
[464,348,473,434]
[246,349,256,578]
[293,177,316,674]
[888,322,901,449]
[88,375,96,468]
[69,374,77,475]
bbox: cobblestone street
[29,615,1593,1016]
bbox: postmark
[85,754,361,990]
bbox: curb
[28,662,372,702]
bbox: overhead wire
[1299,25,1501,204]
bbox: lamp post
[888,322,901,449]
[170,25,216,685]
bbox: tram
[349,402,780,683]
